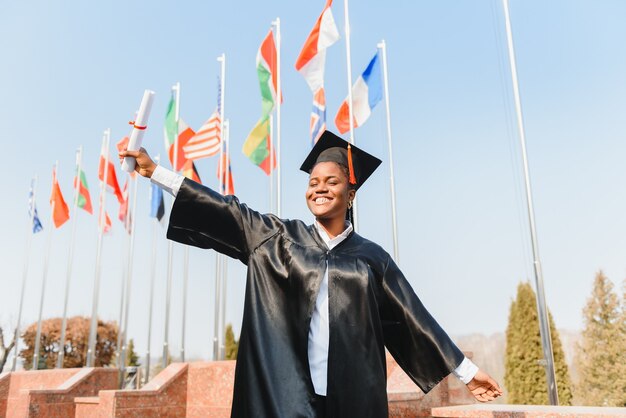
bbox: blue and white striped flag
[28,181,43,233]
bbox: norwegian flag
[310,87,326,145]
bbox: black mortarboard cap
[299,130,382,191]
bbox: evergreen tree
[504,282,573,404]
[576,271,625,406]
[225,324,239,360]
[126,339,140,367]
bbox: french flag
[335,51,383,134]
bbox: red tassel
[347,144,357,185]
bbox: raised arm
[120,148,282,264]
[380,256,502,401]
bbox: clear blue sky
[2,0,626,363]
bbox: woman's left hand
[466,369,503,402]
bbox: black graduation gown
[167,179,465,418]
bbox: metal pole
[13,177,39,371]
[269,114,274,213]
[502,0,558,405]
[33,162,58,370]
[163,83,180,368]
[120,174,139,383]
[218,120,231,359]
[145,155,160,383]
[162,240,173,368]
[116,240,128,371]
[219,256,228,360]
[180,246,189,362]
[145,219,158,383]
[343,0,358,229]
[57,148,82,368]
[213,54,226,361]
[377,40,400,264]
[273,18,282,218]
[86,129,110,367]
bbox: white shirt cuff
[452,357,479,384]
[150,165,185,197]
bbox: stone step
[432,404,626,417]
[0,367,117,417]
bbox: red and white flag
[183,109,222,161]
[295,0,339,144]
[98,142,124,204]
[118,179,132,233]
[99,210,112,234]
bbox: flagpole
[163,83,180,368]
[502,0,558,405]
[144,155,160,383]
[12,176,39,371]
[343,0,358,229]
[86,129,110,367]
[269,115,274,213]
[57,148,82,368]
[218,120,231,359]
[33,161,58,370]
[120,174,139,381]
[377,40,400,264]
[180,246,189,362]
[116,241,128,371]
[213,54,226,361]
[272,18,282,218]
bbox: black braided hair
[345,204,354,224]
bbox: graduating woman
[120,131,501,418]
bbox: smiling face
[306,161,356,221]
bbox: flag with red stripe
[183,109,221,161]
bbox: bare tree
[0,325,16,373]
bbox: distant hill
[452,329,580,404]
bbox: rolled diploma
[122,89,156,172]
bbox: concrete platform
[432,404,626,418]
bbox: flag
[295,0,340,92]
[242,30,280,174]
[295,0,339,144]
[242,117,276,175]
[74,168,93,214]
[182,160,202,184]
[171,118,195,171]
[163,93,196,171]
[183,109,221,161]
[28,181,43,234]
[257,30,280,116]
[118,179,132,233]
[149,183,165,222]
[217,153,235,196]
[50,167,70,228]
[99,210,112,234]
[310,88,326,145]
[98,146,124,204]
[335,51,383,134]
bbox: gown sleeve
[380,255,465,393]
[166,178,281,264]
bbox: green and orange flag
[74,168,93,214]
[242,29,280,175]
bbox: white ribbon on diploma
[122,89,156,172]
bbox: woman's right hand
[118,147,157,178]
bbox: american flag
[183,76,223,161]
[310,87,326,145]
